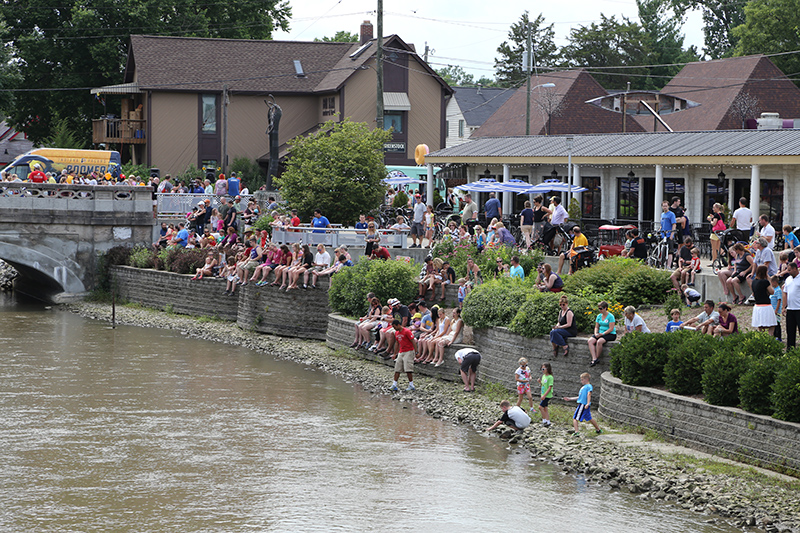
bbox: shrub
[663,289,683,318]
[230,155,267,191]
[461,278,533,330]
[430,239,543,282]
[509,292,592,338]
[701,335,750,406]
[771,350,800,423]
[610,330,690,386]
[731,331,785,361]
[664,333,719,395]
[563,256,672,307]
[612,267,672,307]
[740,355,782,415]
[128,245,157,269]
[252,214,275,235]
[392,190,409,208]
[96,245,133,292]
[328,258,417,317]
[563,256,641,294]
[167,248,207,274]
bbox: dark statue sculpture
[265,95,282,190]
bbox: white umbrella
[497,178,536,194]
[524,179,587,194]
[456,178,507,193]
[383,176,426,185]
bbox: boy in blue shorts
[563,372,601,435]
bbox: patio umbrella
[497,178,536,194]
[383,176,426,185]
[524,179,587,194]
[456,178,507,193]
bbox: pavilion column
[750,164,760,217]
[654,164,664,223]
[573,164,581,212]
[502,163,511,216]
[426,163,434,207]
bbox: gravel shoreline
[68,302,800,532]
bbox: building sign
[384,142,406,153]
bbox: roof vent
[293,60,305,78]
[350,41,372,60]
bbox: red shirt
[372,247,391,260]
[394,327,415,353]
[291,216,301,227]
[29,170,47,183]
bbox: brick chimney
[360,20,373,44]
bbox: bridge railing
[0,182,153,200]
[271,226,410,249]
[156,193,254,217]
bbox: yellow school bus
[1,148,122,179]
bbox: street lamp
[526,82,556,135]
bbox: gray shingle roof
[427,129,800,160]
[452,87,515,126]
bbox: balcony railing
[92,118,147,144]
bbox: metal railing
[157,193,254,216]
[271,226,410,249]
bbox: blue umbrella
[497,178,536,194]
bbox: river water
[0,294,738,532]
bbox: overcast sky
[275,0,705,80]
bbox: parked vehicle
[596,224,637,260]
[2,148,122,179]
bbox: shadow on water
[0,299,740,532]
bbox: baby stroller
[534,221,572,256]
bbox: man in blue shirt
[172,222,189,248]
[484,192,502,221]
[509,255,524,279]
[660,200,677,268]
[227,172,240,196]
[312,209,331,233]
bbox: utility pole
[525,22,532,135]
[222,84,229,175]
[622,81,630,133]
[423,41,429,62]
[376,0,384,131]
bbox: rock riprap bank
[68,302,800,532]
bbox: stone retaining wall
[472,327,612,399]
[237,279,330,340]
[326,313,471,381]
[600,372,800,474]
[111,266,330,339]
[326,314,612,396]
[112,265,240,321]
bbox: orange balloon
[414,144,429,165]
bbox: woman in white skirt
[751,265,777,336]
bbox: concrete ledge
[599,372,800,474]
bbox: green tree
[637,0,700,90]
[476,76,498,87]
[560,14,652,90]
[315,31,359,42]
[733,0,800,84]
[435,65,475,86]
[0,21,20,114]
[275,118,391,224]
[44,117,86,149]
[230,156,267,191]
[2,0,292,145]
[669,0,745,58]
[494,11,559,88]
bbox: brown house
[631,54,800,132]
[91,24,452,176]
[473,69,645,137]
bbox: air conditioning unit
[757,112,782,130]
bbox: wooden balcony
[92,118,147,145]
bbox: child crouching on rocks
[563,372,601,435]
[486,400,531,432]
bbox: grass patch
[661,452,800,489]
[481,381,512,403]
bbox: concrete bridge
[0,182,154,299]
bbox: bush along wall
[328,257,418,317]
[610,330,800,423]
